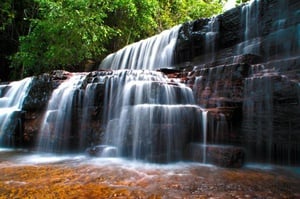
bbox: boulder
[187,143,245,168]
[22,74,56,111]
[86,145,118,157]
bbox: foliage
[0,0,38,80]
[156,0,224,31]
[11,0,119,75]
[9,0,227,78]
[0,0,14,31]
[235,0,251,6]
[103,0,158,52]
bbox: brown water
[0,149,299,199]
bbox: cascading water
[242,73,274,162]
[99,25,181,70]
[85,70,203,162]
[264,0,297,59]
[0,78,32,146]
[205,17,219,62]
[38,74,86,152]
[242,65,300,164]
[34,69,206,162]
[237,0,260,55]
[202,110,208,163]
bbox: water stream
[83,70,203,162]
[202,110,208,163]
[99,25,181,70]
[0,78,32,146]
[237,0,260,55]
[38,74,87,152]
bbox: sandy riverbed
[0,149,299,199]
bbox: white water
[0,78,32,146]
[54,70,212,163]
[38,74,86,152]
[205,17,219,62]
[95,70,202,162]
[202,111,208,163]
[35,69,205,161]
[0,78,32,109]
[99,25,181,70]
[237,0,260,55]
[101,70,169,125]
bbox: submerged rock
[187,143,245,168]
[85,145,118,157]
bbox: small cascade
[242,65,300,164]
[191,65,236,146]
[79,80,106,150]
[202,110,208,163]
[243,74,274,163]
[237,0,260,55]
[205,17,219,62]
[0,78,32,146]
[264,0,297,59]
[192,63,249,109]
[38,74,86,152]
[99,25,181,70]
[101,70,169,125]
[86,70,203,162]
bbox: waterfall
[237,0,260,55]
[38,74,86,152]
[264,0,295,59]
[205,17,219,62]
[99,25,181,70]
[35,69,204,161]
[0,78,32,146]
[202,110,208,163]
[85,70,202,162]
[242,73,274,163]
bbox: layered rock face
[175,0,299,65]
[173,0,300,165]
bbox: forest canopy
[0,0,249,79]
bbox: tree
[103,0,158,52]
[11,0,120,76]
[10,0,227,78]
[10,0,159,76]
[235,0,251,6]
[0,0,38,80]
[155,0,224,32]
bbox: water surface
[0,149,299,198]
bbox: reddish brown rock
[187,143,245,168]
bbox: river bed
[0,149,299,198]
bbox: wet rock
[232,54,263,65]
[175,0,299,67]
[22,74,55,111]
[23,111,44,148]
[0,84,9,97]
[242,69,300,165]
[50,70,72,80]
[187,143,245,168]
[192,63,250,108]
[86,145,118,157]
